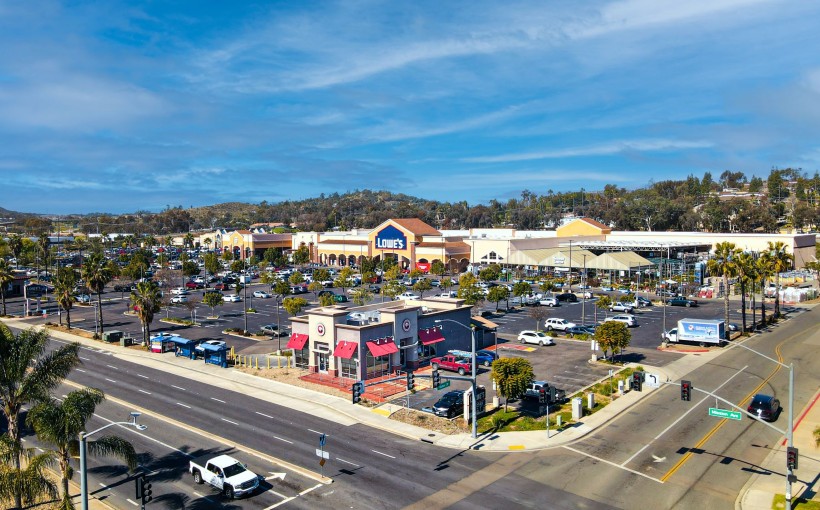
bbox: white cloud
[462,139,713,163]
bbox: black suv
[556,293,578,302]
[747,394,780,422]
[432,390,465,418]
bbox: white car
[582,291,595,299]
[538,296,559,307]
[76,294,92,303]
[518,330,555,346]
[544,318,577,331]
[610,303,635,313]
[605,314,638,327]
[397,292,421,300]
[171,295,188,304]
[252,291,272,298]
[171,287,188,296]
[223,294,242,303]
[194,340,227,355]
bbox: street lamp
[80,412,147,510]
[434,318,478,439]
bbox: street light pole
[435,318,477,439]
[80,412,147,510]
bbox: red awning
[332,341,358,359]
[419,328,445,346]
[286,333,309,350]
[366,338,398,357]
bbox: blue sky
[1,0,819,214]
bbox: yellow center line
[660,335,788,482]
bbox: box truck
[663,318,726,346]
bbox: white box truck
[663,318,726,346]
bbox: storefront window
[365,352,390,379]
[340,357,358,380]
[417,344,438,360]
[294,347,309,369]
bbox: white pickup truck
[189,454,260,499]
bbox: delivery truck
[663,318,726,346]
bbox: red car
[185,281,203,289]
[213,283,226,291]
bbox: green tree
[318,293,336,307]
[82,253,113,337]
[283,297,308,315]
[487,286,509,311]
[53,268,78,329]
[431,260,445,277]
[766,241,793,318]
[479,265,501,283]
[527,306,548,331]
[313,269,331,286]
[350,287,373,306]
[27,388,137,510]
[289,271,305,286]
[0,259,13,316]
[202,291,224,316]
[0,434,58,510]
[307,280,324,299]
[130,282,162,347]
[735,251,757,334]
[382,280,404,301]
[292,245,311,266]
[440,277,455,293]
[8,234,23,268]
[491,357,534,411]
[413,278,433,298]
[334,267,356,294]
[756,252,774,327]
[594,295,611,323]
[457,273,485,306]
[511,281,531,306]
[384,265,401,282]
[594,321,631,362]
[0,325,80,509]
[203,252,221,280]
[706,242,740,338]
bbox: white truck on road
[189,454,260,499]
[663,318,726,347]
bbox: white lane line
[105,378,117,383]
[138,389,152,395]
[126,498,139,506]
[371,449,395,459]
[76,369,87,373]
[211,397,226,403]
[272,436,293,444]
[171,385,186,391]
[80,356,91,361]
[336,457,358,466]
[176,402,191,409]
[299,483,324,496]
[307,428,322,435]
[106,364,118,370]
[620,365,749,467]
[137,374,149,379]
[98,482,109,488]
[36,447,44,453]
[563,445,663,483]
[256,411,273,419]
[222,418,238,425]
[268,489,288,498]
[265,496,296,509]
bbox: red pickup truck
[430,355,472,376]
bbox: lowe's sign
[375,225,407,250]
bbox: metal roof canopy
[570,240,706,251]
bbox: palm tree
[184,232,195,249]
[706,242,740,339]
[27,388,137,510]
[0,324,80,509]
[53,268,78,329]
[756,252,774,328]
[734,252,757,335]
[766,241,793,318]
[0,259,13,316]
[130,282,162,347]
[0,434,58,509]
[8,234,23,268]
[82,253,113,337]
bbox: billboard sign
[375,225,407,251]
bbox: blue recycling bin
[171,337,198,360]
[200,342,228,368]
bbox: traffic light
[432,369,440,388]
[538,389,547,405]
[680,380,692,401]
[352,381,364,404]
[632,372,643,392]
[406,371,415,391]
[787,446,799,471]
[139,473,152,505]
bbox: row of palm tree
[706,241,794,337]
[0,325,137,509]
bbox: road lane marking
[371,449,395,459]
[172,385,186,391]
[211,397,226,403]
[563,446,662,483]
[76,369,87,373]
[106,364,118,370]
[105,378,116,383]
[137,374,149,379]
[222,418,238,425]
[336,457,358,466]
[256,412,273,419]
[265,497,296,509]
[300,483,324,496]
[80,356,91,361]
[621,366,748,467]
[176,402,191,409]
[308,429,321,435]
[126,498,139,506]
[138,389,152,395]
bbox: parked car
[397,292,421,300]
[543,318,576,331]
[113,284,131,293]
[76,294,92,303]
[171,287,188,295]
[185,281,203,289]
[261,324,279,334]
[556,293,578,302]
[475,349,498,367]
[566,325,596,337]
[432,390,465,418]
[610,303,635,313]
[605,314,638,327]
[582,291,595,299]
[634,296,652,307]
[539,296,559,307]
[252,291,272,298]
[223,294,242,303]
[367,284,381,294]
[747,393,780,422]
[667,296,698,307]
[171,295,188,304]
[518,330,555,346]
[194,340,227,355]
[213,283,226,291]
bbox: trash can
[103,330,123,343]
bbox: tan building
[222,230,292,260]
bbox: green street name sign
[437,381,451,390]
[709,407,742,421]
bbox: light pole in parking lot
[434,318,477,439]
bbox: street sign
[436,381,451,390]
[315,448,329,459]
[319,433,326,447]
[709,408,742,421]
[645,373,661,388]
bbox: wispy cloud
[462,139,714,163]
